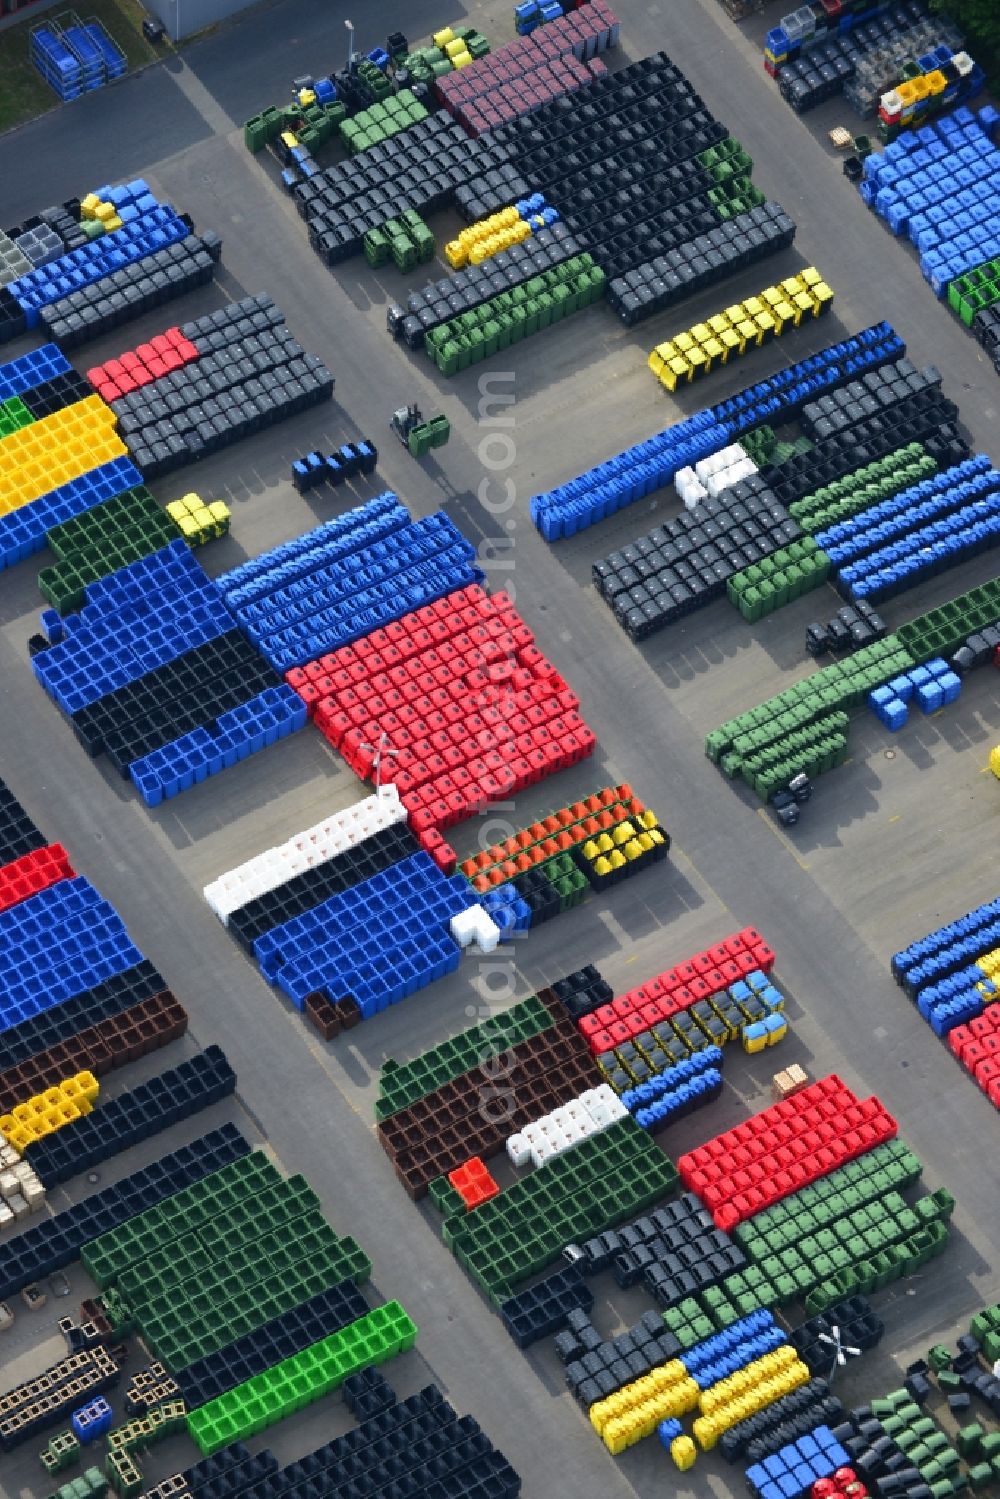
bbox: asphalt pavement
[1,3,1000,1497]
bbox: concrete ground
[1,1,1000,1496]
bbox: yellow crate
[0,1071,100,1149]
[0,397,124,516]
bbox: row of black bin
[227,822,421,953]
[551,964,614,1022]
[294,114,498,265]
[801,360,943,441]
[16,368,92,419]
[761,396,968,508]
[609,203,797,326]
[178,1383,521,1499]
[724,1377,843,1463]
[972,305,1000,376]
[43,231,221,352]
[559,1306,684,1410]
[594,479,801,641]
[490,54,734,283]
[455,162,532,226]
[0,958,164,1070]
[24,1046,237,1189]
[110,296,333,479]
[806,600,888,657]
[175,1280,371,1410]
[71,629,280,771]
[498,1262,594,1350]
[605,1192,745,1307]
[0,774,46,865]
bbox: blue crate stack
[30,13,129,99]
[216,497,484,672]
[31,541,309,807]
[861,106,1000,299]
[819,454,1000,601]
[746,1425,852,1499]
[59,17,105,91]
[85,22,127,81]
[0,876,144,1032]
[253,850,477,1018]
[30,24,83,102]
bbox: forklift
[389,403,423,448]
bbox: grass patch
[0,0,166,135]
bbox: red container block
[0,843,74,914]
[677,1075,898,1230]
[581,927,775,1053]
[86,327,200,404]
[947,1004,1000,1109]
[448,1156,500,1210]
[288,585,596,841]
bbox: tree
[930,0,1000,87]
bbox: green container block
[187,1302,417,1455]
[0,393,34,436]
[197,1175,319,1259]
[429,1176,468,1220]
[81,1151,282,1287]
